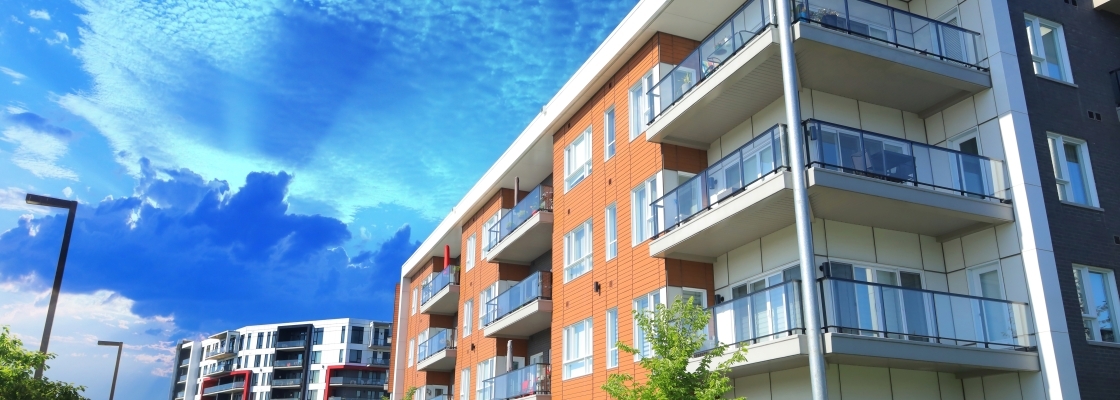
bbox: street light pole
[25,193,79,380]
[97,340,123,400]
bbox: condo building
[169,318,392,400]
[389,0,1120,398]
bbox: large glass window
[605,107,617,160]
[565,127,593,192]
[563,318,593,379]
[477,359,494,399]
[466,234,476,271]
[411,288,418,315]
[1047,133,1099,207]
[605,204,618,261]
[629,71,655,140]
[634,290,662,358]
[349,349,363,363]
[1074,265,1118,343]
[1025,15,1072,83]
[407,339,415,366]
[256,333,263,349]
[481,211,502,253]
[351,326,364,344]
[463,299,473,337]
[479,284,497,330]
[313,328,324,345]
[632,176,658,244]
[606,308,619,368]
[460,368,471,400]
[564,220,593,282]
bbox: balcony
[273,358,304,369]
[482,363,552,400]
[203,363,235,377]
[329,377,387,386]
[275,339,306,349]
[696,277,1038,378]
[416,329,457,371]
[176,374,187,384]
[1094,0,1120,14]
[485,185,555,264]
[175,391,185,399]
[180,358,190,366]
[272,377,302,387]
[365,357,391,367]
[646,0,990,148]
[650,121,1014,261]
[483,271,554,338]
[204,346,236,361]
[419,267,459,315]
[202,381,244,395]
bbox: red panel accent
[324,365,387,400]
[443,245,450,268]
[198,370,250,400]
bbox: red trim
[324,365,388,400]
[199,370,250,400]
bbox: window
[481,211,502,253]
[629,70,655,140]
[267,332,273,348]
[1025,15,1072,83]
[239,334,245,350]
[564,220,593,282]
[563,318,593,379]
[350,349,363,363]
[605,204,617,261]
[411,288,418,315]
[256,333,263,349]
[479,284,497,329]
[340,327,346,343]
[338,349,344,363]
[605,107,617,160]
[266,354,272,367]
[477,359,494,400]
[634,290,662,358]
[466,234,476,271]
[564,127,592,192]
[460,368,471,400]
[351,326,365,344]
[311,351,321,364]
[309,370,320,384]
[1074,265,1118,343]
[408,339,415,366]
[631,176,658,244]
[313,328,324,345]
[307,390,318,400]
[1047,133,1099,207]
[606,308,619,368]
[463,299,473,337]
[254,354,261,367]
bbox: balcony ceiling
[486,212,554,265]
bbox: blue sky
[0,0,633,397]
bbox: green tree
[382,386,417,400]
[602,297,748,400]
[0,326,89,400]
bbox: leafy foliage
[0,326,89,400]
[602,297,748,400]
[383,386,417,400]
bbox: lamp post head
[25,194,78,210]
[97,340,123,347]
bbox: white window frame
[1047,133,1099,207]
[605,106,617,160]
[466,234,476,271]
[479,283,497,329]
[605,204,618,261]
[411,288,418,315]
[564,220,593,283]
[968,262,1006,299]
[1025,14,1074,83]
[481,211,502,254]
[564,127,593,192]
[606,308,619,369]
[477,358,495,400]
[460,368,471,400]
[628,70,656,141]
[634,289,665,359]
[948,128,982,154]
[463,299,473,337]
[1073,264,1119,343]
[631,175,659,245]
[408,338,415,367]
[563,318,593,379]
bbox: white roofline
[400,0,672,279]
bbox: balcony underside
[1093,0,1120,15]
[420,285,460,315]
[484,299,554,339]
[647,23,991,150]
[205,351,235,361]
[416,349,457,372]
[699,333,1038,380]
[486,212,554,265]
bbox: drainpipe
[515,177,520,204]
[774,0,828,398]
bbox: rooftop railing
[483,271,553,327]
[652,124,788,237]
[804,119,1008,201]
[482,363,551,400]
[418,329,456,362]
[489,184,555,246]
[421,266,459,305]
[201,381,244,395]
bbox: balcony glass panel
[483,271,553,327]
[484,363,551,400]
[489,185,555,246]
[273,358,304,368]
[820,277,1034,350]
[699,280,804,354]
[330,377,387,385]
[794,0,982,67]
[421,267,459,305]
[180,358,190,366]
[175,391,184,399]
[272,378,302,386]
[805,120,1008,200]
[202,381,244,395]
[649,0,772,119]
[418,329,456,362]
[652,124,788,236]
[275,339,305,348]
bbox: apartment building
[169,318,392,400]
[390,0,1120,398]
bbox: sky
[0,0,634,398]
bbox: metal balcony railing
[202,362,235,376]
[204,345,235,358]
[179,358,190,366]
[174,391,184,399]
[421,267,459,306]
[273,358,303,368]
[483,363,551,400]
[698,280,805,354]
[272,377,302,387]
[365,357,391,366]
[488,184,555,246]
[329,377,387,385]
[201,381,244,395]
[652,124,789,237]
[417,329,456,362]
[804,119,1008,201]
[483,271,553,327]
[275,339,306,349]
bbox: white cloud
[28,9,51,21]
[0,66,27,85]
[10,16,24,24]
[29,26,40,34]
[45,31,69,46]
[0,187,48,214]
[6,105,28,114]
[0,273,180,398]
[1,125,79,180]
[61,187,73,198]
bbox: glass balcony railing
[365,357,391,366]
[483,363,551,400]
[652,124,788,237]
[483,271,553,327]
[201,381,244,395]
[273,394,302,400]
[488,184,555,246]
[648,0,772,121]
[794,0,982,68]
[179,358,190,366]
[804,119,1008,201]
[329,377,387,385]
[275,339,306,349]
[421,267,459,306]
[273,358,303,368]
[175,391,185,399]
[204,346,235,358]
[427,396,449,400]
[176,374,187,383]
[699,280,805,354]
[272,377,302,386]
[203,362,234,376]
[418,329,456,362]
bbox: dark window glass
[349,349,362,363]
[313,328,324,345]
[350,326,364,344]
[256,333,263,349]
[254,355,261,367]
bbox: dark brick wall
[1007,0,1120,397]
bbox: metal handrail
[483,271,553,327]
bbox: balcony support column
[774,0,828,398]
